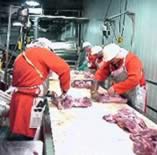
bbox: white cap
[102,43,121,62]
[91,46,102,55]
[26,37,54,51]
[82,41,92,48]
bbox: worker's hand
[97,87,107,94]
[56,92,67,110]
[5,86,17,95]
[49,91,63,109]
[59,92,67,100]
[50,91,58,98]
[52,96,63,110]
[107,86,116,96]
[91,90,99,101]
[87,62,92,68]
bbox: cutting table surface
[48,72,157,155]
[49,103,157,155]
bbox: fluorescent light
[28,8,43,14]
[25,0,40,7]
[50,42,74,50]
[12,21,23,27]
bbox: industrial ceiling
[0,0,83,15]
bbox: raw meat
[72,70,94,79]
[102,108,157,155]
[103,108,147,133]
[61,96,92,109]
[95,93,127,104]
[130,128,157,155]
[71,80,94,89]
[83,72,94,79]
[50,92,92,109]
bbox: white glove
[60,92,67,99]
[107,86,116,96]
[5,86,17,95]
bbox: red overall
[9,47,70,138]
[87,53,103,70]
[95,51,147,112]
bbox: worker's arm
[113,54,143,94]
[43,50,71,93]
[94,62,110,81]
[91,62,110,98]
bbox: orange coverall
[87,53,103,70]
[10,47,70,138]
[95,52,146,94]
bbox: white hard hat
[91,46,102,55]
[82,41,92,48]
[102,43,120,62]
[26,37,54,51]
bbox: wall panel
[83,0,157,121]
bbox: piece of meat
[130,128,157,155]
[51,92,92,109]
[83,71,94,79]
[72,97,92,107]
[71,80,94,89]
[102,115,116,123]
[61,95,92,109]
[95,93,127,103]
[103,108,147,133]
[103,108,157,155]
[61,95,73,109]
[72,70,94,79]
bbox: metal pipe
[30,14,89,21]
[6,5,20,52]
[105,11,133,20]
[4,5,13,84]
[34,17,39,39]
[6,6,12,53]
[5,5,20,84]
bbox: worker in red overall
[88,45,103,70]
[78,41,92,71]
[9,38,71,140]
[78,42,103,72]
[91,43,147,113]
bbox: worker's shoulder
[26,47,48,51]
[126,52,142,64]
[26,47,53,56]
[126,52,141,60]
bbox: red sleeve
[113,53,143,94]
[94,62,110,81]
[42,50,71,93]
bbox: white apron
[29,80,48,128]
[110,50,146,112]
[29,78,49,140]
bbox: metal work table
[48,102,156,155]
[47,72,157,155]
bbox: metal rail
[42,100,55,155]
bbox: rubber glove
[107,86,116,96]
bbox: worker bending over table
[78,41,103,72]
[8,38,70,140]
[91,43,147,113]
